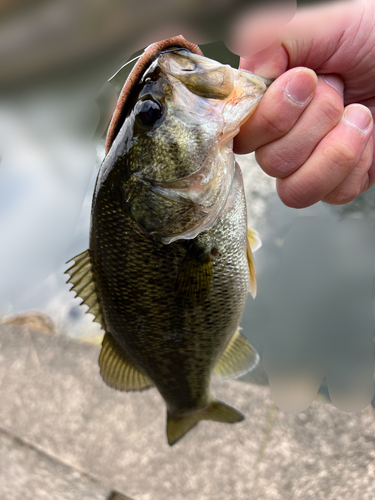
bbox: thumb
[229,0,363,78]
[239,43,289,79]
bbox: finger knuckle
[262,113,290,138]
[324,186,361,205]
[321,141,357,171]
[277,181,309,209]
[255,148,279,176]
[319,97,343,124]
[256,147,298,178]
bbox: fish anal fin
[65,250,105,329]
[99,333,154,392]
[246,228,258,298]
[167,399,244,446]
[175,245,213,306]
[215,328,259,380]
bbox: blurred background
[1,1,375,499]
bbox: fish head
[100,47,272,244]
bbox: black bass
[66,36,271,445]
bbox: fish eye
[134,99,163,129]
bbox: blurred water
[2,9,375,500]
[1,38,375,411]
[240,156,375,410]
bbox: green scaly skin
[90,163,249,416]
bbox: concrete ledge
[1,324,375,499]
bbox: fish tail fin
[166,399,244,446]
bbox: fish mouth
[144,61,272,206]
[159,48,273,146]
[220,70,273,145]
[130,48,273,244]
[138,64,272,244]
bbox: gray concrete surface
[0,429,109,500]
[1,323,375,500]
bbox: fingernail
[285,69,317,105]
[322,74,344,98]
[343,105,372,132]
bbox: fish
[66,36,272,446]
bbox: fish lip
[221,71,272,128]
[237,70,274,89]
[220,94,264,145]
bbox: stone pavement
[1,323,375,500]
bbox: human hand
[232,0,375,208]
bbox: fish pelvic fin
[246,227,259,298]
[99,333,154,392]
[66,252,153,392]
[166,399,244,446]
[214,328,260,380]
[65,250,105,329]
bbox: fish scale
[91,165,249,421]
[66,36,271,445]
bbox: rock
[1,311,54,334]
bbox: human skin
[232,0,375,208]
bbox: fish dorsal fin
[214,328,259,380]
[175,245,213,306]
[246,227,259,298]
[99,333,154,392]
[166,398,244,446]
[65,250,105,329]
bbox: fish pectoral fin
[247,226,262,252]
[214,328,259,380]
[246,227,259,299]
[167,399,244,446]
[65,250,105,329]
[174,245,213,306]
[99,333,154,392]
